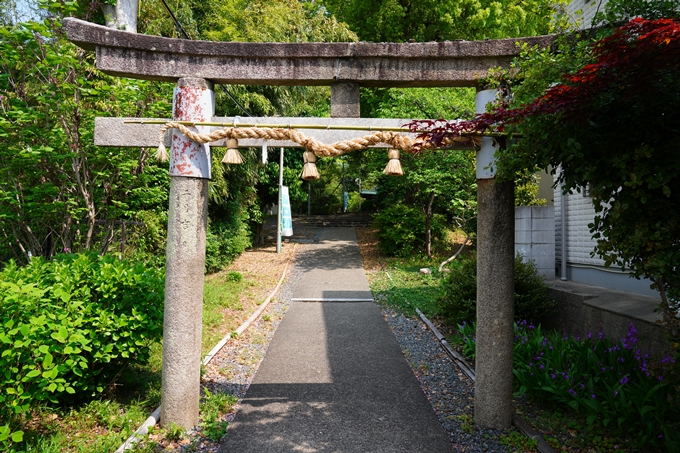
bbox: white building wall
[553,183,658,297]
[554,188,605,266]
[516,206,555,280]
[565,0,608,29]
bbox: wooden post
[160,77,214,429]
[473,89,515,429]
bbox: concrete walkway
[218,228,453,452]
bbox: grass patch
[499,430,539,452]
[361,224,472,319]
[368,255,458,318]
[9,400,151,453]
[200,389,239,441]
[202,271,253,354]
[514,398,640,452]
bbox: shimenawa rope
[156,122,482,178]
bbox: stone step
[294,213,373,229]
[303,221,372,228]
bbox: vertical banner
[343,191,349,212]
[281,186,294,237]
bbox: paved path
[218,228,453,452]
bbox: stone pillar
[473,89,515,429]
[331,82,360,118]
[161,77,214,429]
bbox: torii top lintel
[64,18,556,88]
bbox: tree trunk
[657,278,679,337]
[425,193,435,258]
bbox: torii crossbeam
[64,17,552,431]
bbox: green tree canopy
[371,149,476,257]
[0,12,173,261]
[321,0,570,43]
[139,0,357,118]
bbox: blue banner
[281,186,293,237]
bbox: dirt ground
[355,226,382,271]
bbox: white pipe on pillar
[475,89,499,179]
[561,187,568,281]
[277,147,284,254]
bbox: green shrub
[373,204,445,257]
[205,213,251,275]
[124,210,168,268]
[438,253,556,325]
[226,271,243,283]
[0,253,164,445]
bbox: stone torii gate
[64,18,555,431]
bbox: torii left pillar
[161,77,214,429]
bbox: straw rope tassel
[384,148,404,176]
[301,150,320,180]
[155,128,169,162]
[222,138,244,164]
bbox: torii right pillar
[474,89,515,429]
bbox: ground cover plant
[368,256,444,318]
[456,321,680,451]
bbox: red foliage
[409,18,680,148]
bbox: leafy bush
[458,321,680,451]
[124,210,168,268]
[438,253,556,325]
[205,204,252,275]
[373,204,445,257]
[225,271,243,283]
[0,253,164,446]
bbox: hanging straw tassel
[155,128,169,162]
[301,150,320,180]
[155,142,169,162]
[222,138,244,164]
[383,148,404,176]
